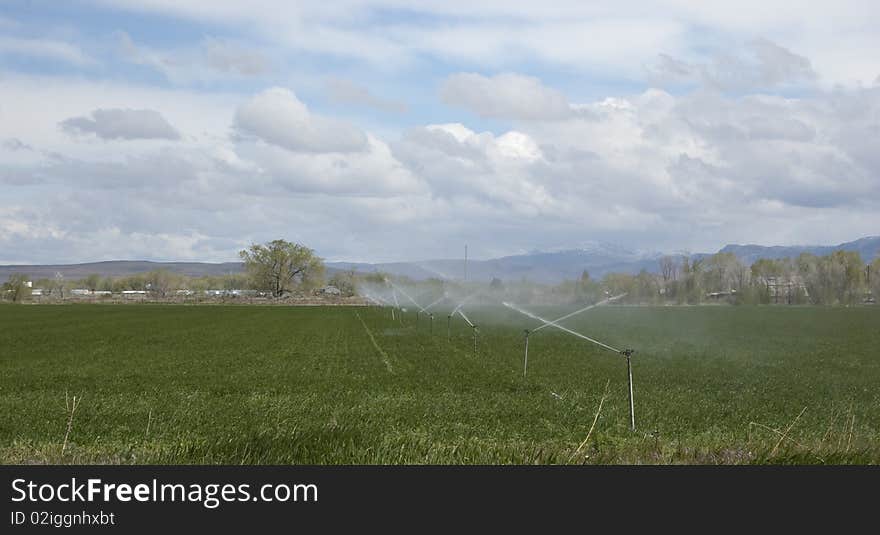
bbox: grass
[1,303,878,464]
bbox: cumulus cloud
[440,73,574,120]
[234,133,424,196]
[234,87,368,153]
[60,108,181,140]
[393,123,555,215]
[8,75,880,264]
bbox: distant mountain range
[716,236,880,265]
[2,236,878,284]
[0,261,247,284]
[330,236,880,283]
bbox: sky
[1,1,879,264]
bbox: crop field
[1,303,878,464]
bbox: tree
[52,272,66,299]
[659,256,677,284]
[870,257,880,302]
[146,269,178,298]
[81,273,102,292]
[2,273,31,302]
[240,239,324,297]
[680,255,704,304]
[751,258,783,304]
[705,252,744,294]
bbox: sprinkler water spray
[528,293,627,335]
[423,294,447,312]
[518,293,626,377]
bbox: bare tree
[659,255,678,285]
[52,272,66,299]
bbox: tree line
[566,250,878,306]
[1,240,347,302]
[2,240,878,305]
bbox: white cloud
[234,87,368,153]
[0,36,94,66]
[324,78,407,114]
[647,38,817,91]
[4,2,880,265]
[86,1,880,84]
[8,73,880,264]
[235,134,424,196]
[60,108,181,140]
[115,31,272,83]
[440,73,574,120]
[202,37,269,75]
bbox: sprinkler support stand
[430,314,434,335]
[447,315,451,342]
[472,325,478,355]
[623,349,635,431]
[523,330,530,377]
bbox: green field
[1,303,878,464]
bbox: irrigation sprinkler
[457,309,478,356]
[391,289,403,325]
[387,280,429,314]
[523,329,530,377]
[385,280,445,334]
[502,301,638,432]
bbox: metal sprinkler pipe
[523,329,530,377]
[430,314,434,335]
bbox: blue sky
[1,1,879,264]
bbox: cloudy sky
[1,1,879,264]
